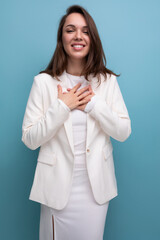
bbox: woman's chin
[68,54,87,62]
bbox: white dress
[39,72,109,240]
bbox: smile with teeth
[72,44,85,50]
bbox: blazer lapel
[86,113,96,148]
[63,113,75,155]
[58,72,75,155]
[86,77,99,148]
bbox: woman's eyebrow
[65,24,88,28]
[65,24,75,28]
[83,26,88,29]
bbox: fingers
[89,85,93,93]
[70,83,91,93]
[79,98,91,105]
[76,85,90,96]
[78,90,92,100]
[57,84,62,94]
[71,83,82,93]
[67,84,92,94]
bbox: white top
[57,72,98,169]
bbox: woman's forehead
[64,13,87,27]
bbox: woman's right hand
[57,83,92,110]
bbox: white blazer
[21,70,131,210]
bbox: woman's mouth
[71,44,85,50]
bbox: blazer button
[86,148,90,153]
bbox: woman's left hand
[66,85,95,111]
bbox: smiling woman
[40,5,119,81]
[21,4,131,240]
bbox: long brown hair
[40,5,120,83]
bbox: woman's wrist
[84,95,99,113]
[57,98,71,112]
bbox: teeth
[72,45,84,48]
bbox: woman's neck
[66,58,85,76]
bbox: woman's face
[62,13,90,62]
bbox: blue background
[1,0,160,239]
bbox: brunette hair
[40,5,120,83]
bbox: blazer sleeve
[89,76,131,142]
[21,76,70,150]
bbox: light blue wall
[1,0,160,239]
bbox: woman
[22,5,131,240]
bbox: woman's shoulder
[102,72,117,82]
[34,72,55,81]
[91,72,117,87]
[33,72,59,87]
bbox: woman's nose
[74,30,82,40]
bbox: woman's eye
[66,30,74,33]
[84,31,89,34]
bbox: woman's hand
[57,83,92,110]
[66,85,95,111]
